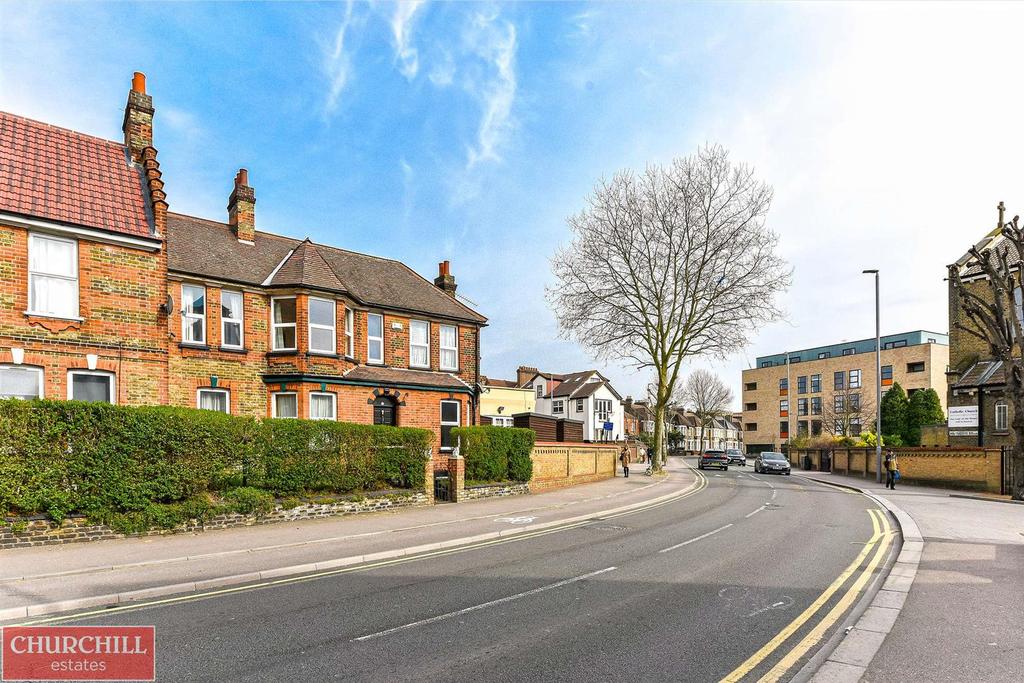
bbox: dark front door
[373,396,397,426]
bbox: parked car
[754,451,791,475]
[725,449,747,466]
[698,449,729,470]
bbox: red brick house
[0,73,486,466]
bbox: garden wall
[529,442,617,493]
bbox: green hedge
[0,399,431,524]
[451,425,535,483]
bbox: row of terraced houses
[0,73,485,468]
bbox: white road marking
[351,566,618,642]
[495,516,536,525]
[745,505,767,518]
[771,489,777,501]
[745,596,793,618]
[659,524,734,553]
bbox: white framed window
[575,399,584,412]
[440,324,458,371]
[552,399,564,414]
[68,370,115,404]
[272,297,297,351]
[220,290,244,349]
[308,297,336,354]
[197,388,230,413]
[28,233,79,319]
[995,402,1008,431]
[535,384,544,398]
[272,392,298,419]
[440,399,461,451]
[849,369,862,389]
[410,320,429,368]
[595,399,612,422]
[181,284,206,344]
[0,365,43,400]
[489,416,514,427]
[367,313,384,364]
[310,392,337,420]
[345,308,354,357]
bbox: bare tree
[820,388,875,441]
[948,201,1024,500]
[548,145,791,469]
[679,369,734,452]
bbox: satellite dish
[159,294,174,316]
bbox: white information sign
[948,406,979,428]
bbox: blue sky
[4,2,1024,406]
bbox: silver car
[725,449,747,466]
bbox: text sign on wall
[948,406,979,428]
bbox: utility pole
[863,269,882,483]
[786,350,792,456]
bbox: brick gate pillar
[424,451,435,504]
[448,455,465,502]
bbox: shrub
[0,399,432,527]
[222,487,275,516]
[452,426,535,483]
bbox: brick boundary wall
[462,482,531,500]
[791,446,1002,493]
[0,490,429,550]
[529,442,618,493]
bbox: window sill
[410,364,431,371]
[440,367,459,373]
[267,349,298,357]
[307,351,339,359]
[178,342,210,351]
[24,311,84,322]
[218,346,248,354]
[366,360,385,366]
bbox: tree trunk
[1012,397,1024,500]
[653,401,667,471]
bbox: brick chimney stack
[122,72,154,164]
[228,168,256,243]
[434,260,457,297]
[517,365,539,387]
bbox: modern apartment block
[741,331,949,453]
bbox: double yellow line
[722,507,893,683]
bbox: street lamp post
[863,269,882,483]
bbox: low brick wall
[797,447,1002,493]
[529,442,618,493]
[462,482,531,500]
[0,490,430,551]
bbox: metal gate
[1001,446,1017,496]
[434,470,452,502]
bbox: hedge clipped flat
[451,425,535,483]
[0,399,432,528]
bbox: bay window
[28,233,78,319]
[345,308,354,357]
[308,297,336,354]
[410,320,429,368]
[440,324,458,371]
[220,291,244,349]
[367,313,384,364]
[181,284,206,344]
[310,392,337,420]
[272,297,297,351]
[272,392,297,419]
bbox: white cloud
[391,0,426,80]
[428,49,455,87]
[321,0,356,116]
[463,10,517,168]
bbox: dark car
[725,448,747,466]
[754,451,791,475]
[698,449,729,470]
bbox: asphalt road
[34,460,893,682]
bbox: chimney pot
[237,168,249,187]
[132,72,147,94]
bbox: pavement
[0,463,698,621]
[798,470,1024,683]
[3,461,892,682]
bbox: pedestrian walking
[884,449,899,490]
[619,445,631,478]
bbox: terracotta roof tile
[343,366,472,390]
[0,111,152,237]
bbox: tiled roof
[166,212,486,324]
[343,365,472,390]
[0,111,152,237]
[952,359,1005,388]
[954,230,1016,279]
[549,371,600,397]
[482,377,520,388]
